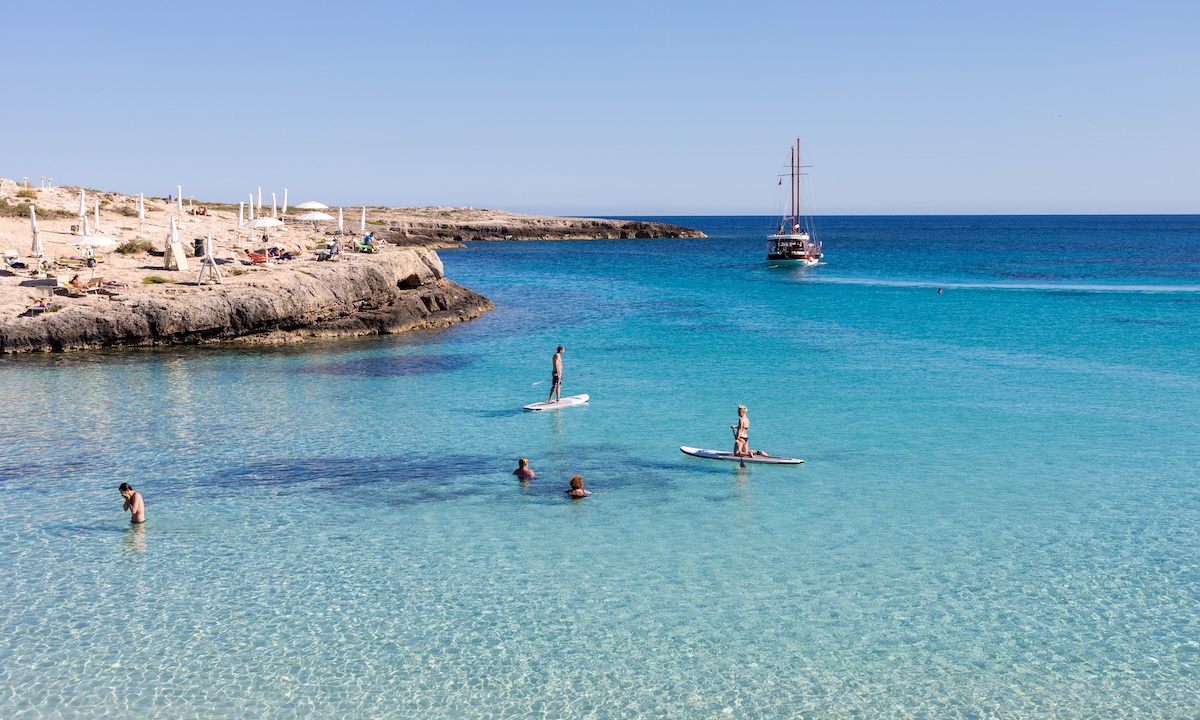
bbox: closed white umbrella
[238,202,245,228]
[257,187,262,210]
[337,207,344,234]
[94,199,100,231]
[138,193,144,220]
[30,205,43,257]
[294,201,329,210]
[271,193,278,219]
[360,206,366,233]
[282,188,288,214]
[177,186,182,213]
[248,193,255,222]
[161,216,183,270]
[78,189,86,218]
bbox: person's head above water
[518,458,528,467]
[570,475,583,490]
[557,346,564,353]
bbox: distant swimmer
[119,482,145,524]
[566,475,592,498]
[513,458,536,482]
[548,345,565,403]
[937,288,943,294]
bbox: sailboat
[767,139,823,266]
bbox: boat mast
[794,138,801,235]
[790,144,797,234]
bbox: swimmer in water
[119,482,145,524]
[565,475,591,498]
[513,458,536,482]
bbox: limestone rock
[0,249,492,354]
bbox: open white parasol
[245,217,284,230]
[77,234,118,251]
[245,217,284,254]
[294,201,329,210]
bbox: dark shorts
[551,374,561,385]
[131,520,145,525]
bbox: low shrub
[116,238,155,255]
[16,189,37,199]
[142,275,170,284]
[118,205,139,217]
[0,198,73,219]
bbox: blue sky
[4,1,1197,215]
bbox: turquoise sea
[3,215,1200,717]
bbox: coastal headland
[0,179,703,353]
[369,207,706,245]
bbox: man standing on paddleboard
[548,346,564,403]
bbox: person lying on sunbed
[69,274,88,288]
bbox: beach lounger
[3,251,26,271]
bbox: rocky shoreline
[0,250,492,354]
[369,211,705,246]
[0,179,711,355]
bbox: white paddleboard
[524,394,590,411]
[680,446,803,465]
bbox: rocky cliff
[0,249,492,354]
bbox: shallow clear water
[2,215,1199,717]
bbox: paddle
[732,427,746,468]
[531,373,587,387]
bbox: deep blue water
[1,215,1199,717]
